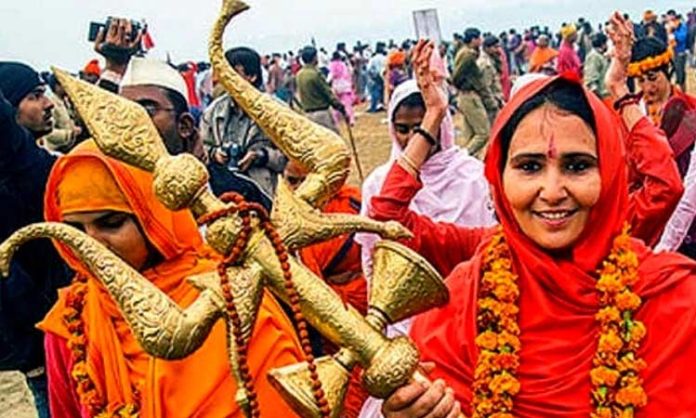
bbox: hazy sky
[2,0,693,71]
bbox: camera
[88,17,142,43]
[225,143,245,172]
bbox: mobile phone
[88,22,105,42]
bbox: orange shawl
[39,140,302,418]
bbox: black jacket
[0,89,71,372]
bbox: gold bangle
[397,159,418,178]
[399,154,420,175]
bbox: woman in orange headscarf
[38,140,303,418]
[366,15,696,418]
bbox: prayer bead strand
[205,192,330,418]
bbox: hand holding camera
[90,17,144,74]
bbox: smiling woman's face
[502,104,601,251]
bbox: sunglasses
[393,122,422,135]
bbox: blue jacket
[0,89,71,372]
[674,22,689,54]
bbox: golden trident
[0,1,452,417]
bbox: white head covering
[121,57,189,104]
[510,73,550,100]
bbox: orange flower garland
[591,225,647,418]
[63,275,140,417]
[627,48,673,78]
[472,228,522,417]
[472,225,647,417]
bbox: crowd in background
[33,7,696,146]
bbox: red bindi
[547,134,558,159]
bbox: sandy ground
[3,70,695,417]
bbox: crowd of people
[3,4,696,418]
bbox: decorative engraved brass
[369,240,449,325]
[0,1,454,417]
[268,356,350,418]
[267,241,449,415]
[272,178,412,250]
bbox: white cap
[509,73,550,100]
[121,57,189,105]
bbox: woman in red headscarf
[38,140,303,418]
[369,14,696,418]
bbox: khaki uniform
[451,45,500,158]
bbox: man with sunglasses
[119,57,203,159]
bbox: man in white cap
[119,56,202,158]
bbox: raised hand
[94,18,144,73]
[604,11,635,98]
[412,39,448,117]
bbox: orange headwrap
[39,140,302,418]
[82,59,102,77]
[56,158,131,216]
[387,50,407,68]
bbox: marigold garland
[471,225,647,417]
[627,48,673,78]
[590,224,647,418]
[63,275,140,417]
[472,229,521,417]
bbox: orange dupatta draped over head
[39,140,303,418]
[410,75,696,416]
